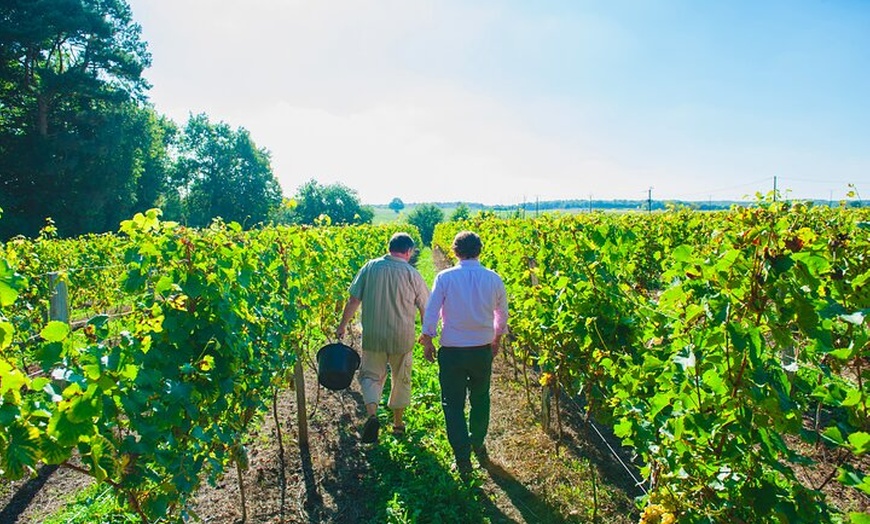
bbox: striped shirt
[423,259,508,348]
[349,255,430,354]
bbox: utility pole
[588,194,593,213]
[647,187,653,213]
[773,176,777,202]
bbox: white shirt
[422,259,508,348]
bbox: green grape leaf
[822,426,845,445]
[0,358,28,395]
[3,424,40,479]
[0,259,26,307]
[848,432,870,455]
[40,322,70,343]
[0,321,13,351]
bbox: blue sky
[127,0,869,205]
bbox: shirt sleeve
[422,274,443,337]
[413,272,430,311]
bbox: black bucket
[316,342,361,391]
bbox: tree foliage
[172,114,282,227]
[0,0,164,239]
[407,204,444,246]
[288,179,374,225]
[389,197,405,213]
[0,0,301,239]
[450,203,471,221]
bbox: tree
[0,0,155,238]
[389,197,405,214]
[172,114,282,228]
[289,180,374,225]
[407,204,443,246]
[450,203,471,221]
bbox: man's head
[388,232,415,255]
[452,230,482,260]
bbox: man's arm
[420,274,442,362]
[336,296,362,339]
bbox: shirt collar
[385,254,407,263]
[458,259,481,267]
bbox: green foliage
[172,113,282,228]
[0,208,415,521]
[0,0,159,240]
[286,179,374,225]
[41,485,139,524]
[450,203,471,222]
[407,204,444,246]
[433,200,870,523]
[389,197,405,213]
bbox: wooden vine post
[295,355,309,450]
[48,272,69,323]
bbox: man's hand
[336,296,361,341]
[491,336,502,357]
[419,334,436,363]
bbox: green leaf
[155,275,175,294]
[0,321,14,351]
[838,465,865,490]
[672,245,693,263]
[40,322,70,343]
[2,423,40,479]
[613,418,633,439]
[848,432,870,455]
[822,426,845,445]
[842,388,864,408]
[0,259,26,307]
[40,437,72,465]
[0,359,28,395]
[849,512,870,524]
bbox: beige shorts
[358,350,413,409]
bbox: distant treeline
[381,198,864,213]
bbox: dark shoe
[392,424,406,437]
[473,445,489,467]
[455,459,473,481]
[361,415,380,443]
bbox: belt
[440,344,491,351]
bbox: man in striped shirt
[420,230,508,479]
[337,232,430,443]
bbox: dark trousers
[437,345,493,463]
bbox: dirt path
[185,336,639,523]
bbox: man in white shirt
[420,230,508,479]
